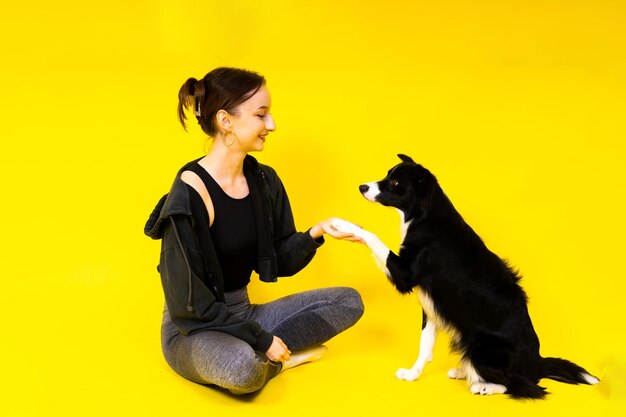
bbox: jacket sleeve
[265,168,325,277]
[159,215,274,352]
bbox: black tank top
[186,163,257,291]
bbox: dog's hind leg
[447,367,467,380]
[460,360,508,396]
[396,317,437,382]
[470,382,508,396]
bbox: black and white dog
[332,154,599,399]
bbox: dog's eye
[389,179,399,188]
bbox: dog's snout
[359,184,370,194]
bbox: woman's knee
[190,339,276,394]
[163,331,277,393]
[338,287,365,319]
[224,351,277,395]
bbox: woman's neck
[200,144,246,183]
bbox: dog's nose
[359,184,369,194]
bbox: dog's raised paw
[330,219,365,237]
[395,367,422,382]
[470,383,507,396]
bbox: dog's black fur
[360,154,598,399]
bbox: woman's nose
[266,115,276,131]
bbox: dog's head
[359,154,442,220]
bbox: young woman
[144,67,364,395]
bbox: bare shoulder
[181,170,205,193]
[181,170,214,224]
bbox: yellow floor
[3,260,624,417]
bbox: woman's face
[230,85,276,152]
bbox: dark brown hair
[177,67,266,136]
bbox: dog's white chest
[396,209,412,248]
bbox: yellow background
[1,0,625,415]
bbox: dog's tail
[506,375,548,400]
[540,357,600,385]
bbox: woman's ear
[215,109,233,131]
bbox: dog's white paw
[396,367,422,382]
[330,218,365,237]
[470,383,507,396]
[447,368,466,380]
[331,219,374,242]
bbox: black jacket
[144,155,324,352]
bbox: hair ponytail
[177,77,199,131]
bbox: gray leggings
[161,286,364,394]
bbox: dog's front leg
[396,316,437,382]
[330,219,437,380]
[330,219,392,275]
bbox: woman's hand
[310,218,365,243]
[266,335,291,363]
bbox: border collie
[333,154,599,399]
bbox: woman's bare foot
[281,345,329,371]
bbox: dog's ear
[398,154,415,164]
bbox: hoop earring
[223,131,236,147]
